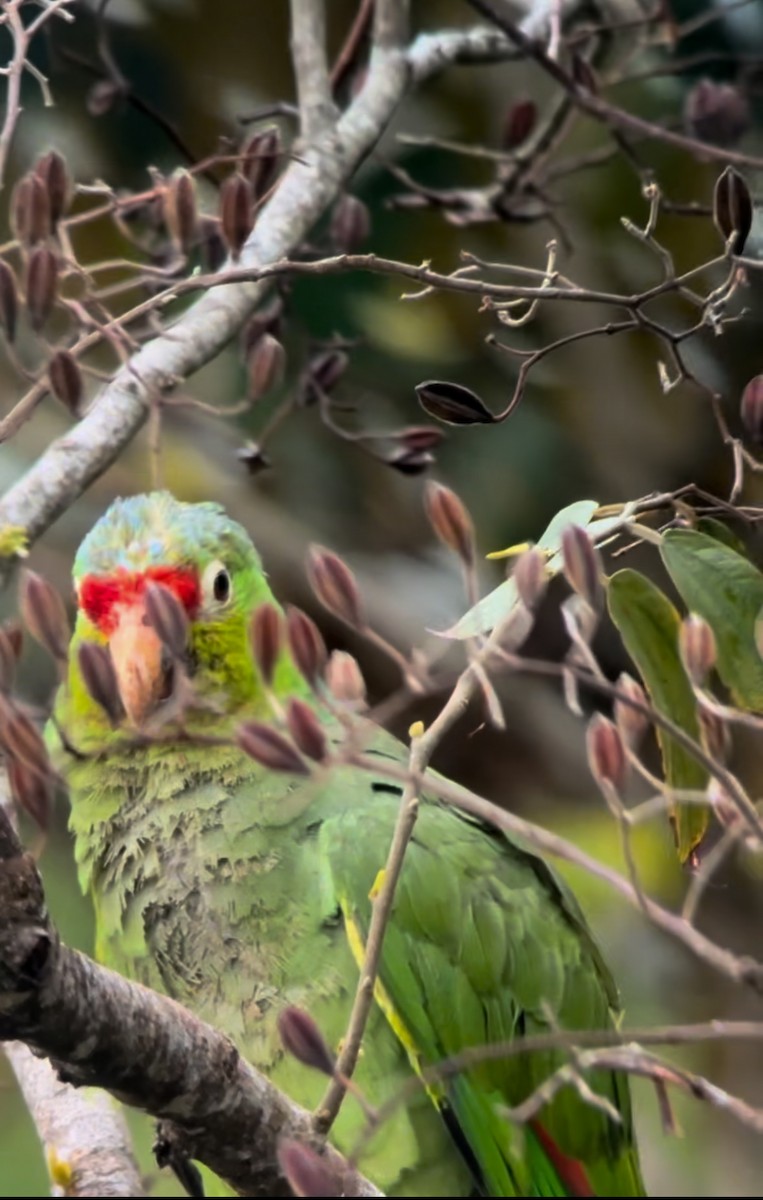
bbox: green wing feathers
[322,796,645,1197]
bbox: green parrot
[50,491,645,1198]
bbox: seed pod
[250,603,282,686]
[561,525,603,613]
[286,698,328,762]
[87,78,121,116]
[613,673,649,749]
[236,720,310,775]
[277,1139,342,1199]
[19,569,70,663]
[0,625,19,693]
[684,79,750,148]
[198,215,227,272]
[242,297,284,356]
[35,150,70,226]
[247,332,286,400]
[741,376,763,443]
[286,606,327,687]
[277,1006,335,1075]
[300,349,349,407]
[6,754,52,830]
[306,547,364,629]
[48,350,83,415]
[386,446,436,475]
[330,194,370,253]
[219,173,253,260]
[0,699,50,778]
[78,642,123,724]
[501,97,537,150]
[0,259,18,343]
[25,246,59,332]
[679,613,716,685]
[513,546,547,612]
[241,127,281,200]
[415,380,495,426]
[165,169,198,254]
[144,582,189,659]
[235,440,272,474]
[713,165,752,255]
[424,481,475,567]
[11,173,51,248]
[586,713,628,792]
[326,650,367,708]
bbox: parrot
[49,491,645,1198]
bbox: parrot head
[67,491,278,733]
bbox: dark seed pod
[250,603,282,686]
[386,447,436,475]
[306,547,364,629]
[242,297,284,356]
[11,173,51,248]
[501,98,537,150]
[277,1139,342,1198]
[740,375,763,443]
[286,606,327,687]
[34,150,70,226]
[197,215,227,272]
[0,260,18,343]
[330,194,370,253]
[286,698,328,762]
[235,440,272,474]
[241,127,281,200]
[247,332,286,400]
[424,482,475,566]
[236,721,310,775]
[165,169,198,255]
[713,166,752,255]
[78,642,123,724]
[300,349,349,407]
[25,246,59,332]
[6,754,52,830]
[144,582,189,659]
[219,173,253,261]
[87,78,122,117]
[561,525,603,613]
[684,79,750,148]
[277,1006,335,1075]
[698,705,731,765]
[326,650,366,708]
[19,569,70,663]
[415,380,495,426]
[48,350,83,415]
[0,698,50,778]
[0,625,19,692]
[586,713,628,792]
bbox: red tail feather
[530,1120,595,1198]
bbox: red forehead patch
[79,566,200,634]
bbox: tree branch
[290,0,337,140]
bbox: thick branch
[290,0,337,139]
[4,1044,144,1198]
[0,808,381,1197]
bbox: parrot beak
[109,601,168,728]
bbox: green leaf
[695,517,747,557]
[661,528,763,712]
[608,568,708,860]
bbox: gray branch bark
[0,806,381,1198]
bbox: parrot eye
[201,560,232,608]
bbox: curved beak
[109,602,167,728]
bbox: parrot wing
[320,779,645,1198]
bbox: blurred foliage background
[2,0,763,1194]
